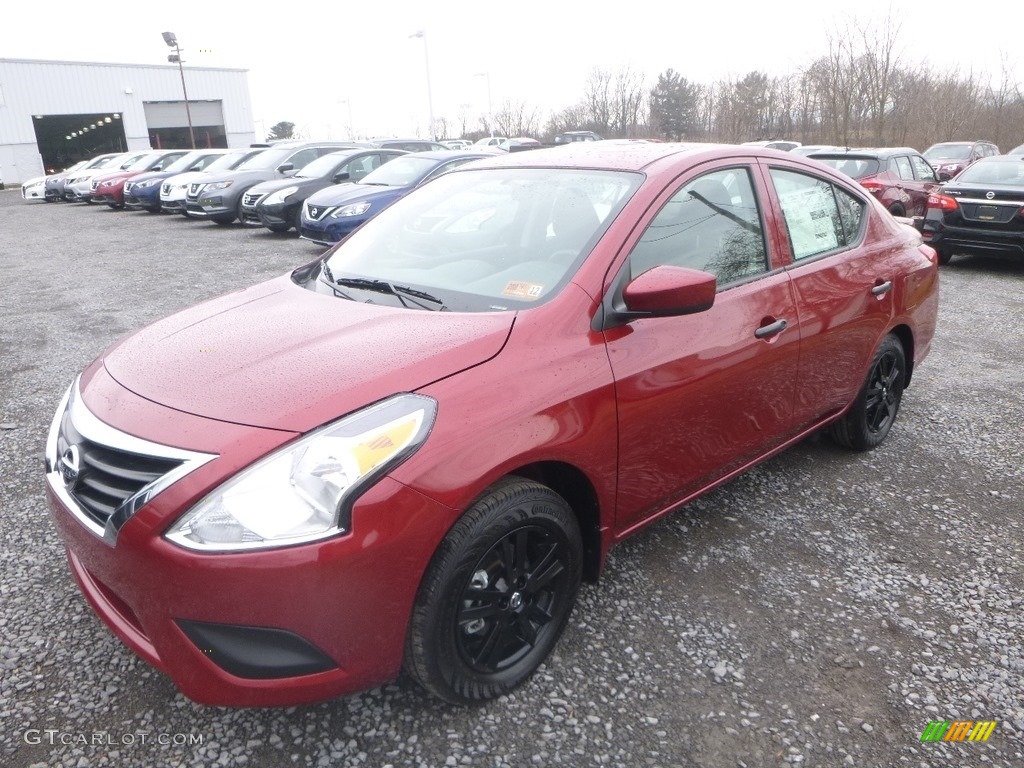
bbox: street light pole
[162,31,196,149]
[409,30,435,140]
[474,72,492,136]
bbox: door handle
[871,280,893,296]
[754,318,788,339]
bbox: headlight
[25,180,44,188]
[941,164,960,171]
[330,201,372,218]
[204,181,233,191]
[134,179,160,189]
[164,394,437,552]
[263,185,299,205]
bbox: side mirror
[277,162,294,174]
[332,171,350,183]
[622,265,716,317]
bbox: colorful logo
[920,720,997,742]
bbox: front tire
[830,334,906,451]
[405,477,582,705]
[935,245,953,266]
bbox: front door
[604,164,801,534]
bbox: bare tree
[582,67,614,133]
[492,100,540,138]
[612,65,646,137]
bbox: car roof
[809,147,920,159]
[396,149,501,161]
[456,141,736,172]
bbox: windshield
[924,144,970,160]
[125,152,164,171]
[162,151,213,174]
[955,160,1024,185]
[203,150,260,173]
[321,168,642,312]
[85,156,117,169]
[809,156,880,179]
[236,148,294,171]
[359,156,437,187]
[118,153,151,170]
[296,151,355,179]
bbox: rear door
[907,154,940,217]
[759,161,896,428]
[605,161,802,534]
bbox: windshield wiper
[332,277,448,311]
[318,262,356,301]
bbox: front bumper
[185,193,237,218]
[124,187,161,210]
[44,372,452,706]
[21,184,45,200]
[255,201,298,229]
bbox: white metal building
[0,58,256,185]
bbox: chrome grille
[187,182,202,200]
[45,380,217,543]
[56,411,182,529]
[306,202,332,221]
[243,191,264,207]
[161,183,171,195]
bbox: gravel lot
[1,189,1022,768]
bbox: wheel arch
[503,461,604,584]
[888,323,915,386]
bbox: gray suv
[184,141,365,224]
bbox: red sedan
[89,150,188,209]
[45,143,939,706]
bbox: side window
[346,154,379,181]
[769,169,861,261]
[285,148,319,171]
[893,156,914,180]
[627,167,768,285]
[909,155,937,182]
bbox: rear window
[810,156,880,179]
[955,160,1024,185]
[924,144,971,160]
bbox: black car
[553,130,603,144]
[921,155,1024,264]
[240,148,406,233]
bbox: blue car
[123,150,231,212]
[299,149,497,246]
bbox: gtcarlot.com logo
[24,729,203,747]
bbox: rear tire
[829,334,906,451]
[405,477,582,705]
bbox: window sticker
[502,281,545,300]
[779,184,838,257]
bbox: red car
[808,147,940,220]
[89,150,188,209]
[45,143,939,707]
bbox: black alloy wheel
[830,334,906,451]
[405,478,582,704]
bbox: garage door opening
[32,113,128,173]
[144,100,227,150]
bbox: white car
[441,139,472,150]
[20,159,90,200]
[64,152,150,202]
[159,147,266,214]
[472,136,507,148]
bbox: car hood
[23,175,46,186]
[248,176,323,197]
[306,182,405,207]
[198,170,279,187]
[928,157,965,167]
[94,170,138,184]
[130,170,172,185]
[164,170,208,187]
[101,274,515,432]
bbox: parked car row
[797,140,1024,265]
[20,140,502,241]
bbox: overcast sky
[3,0,1021,140]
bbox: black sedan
[240,149,407,233]
[921,156,1024,264]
